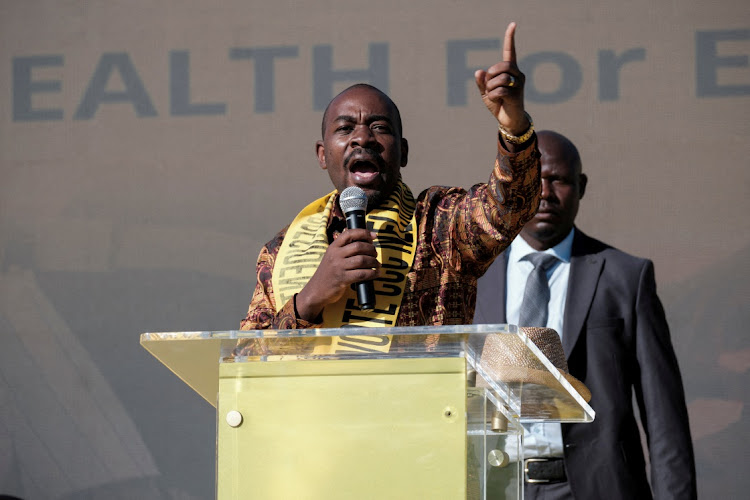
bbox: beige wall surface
[1,1,748,498]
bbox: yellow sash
[272,181,417,353]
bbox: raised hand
[474,22,530,136]
[294,228,380,321]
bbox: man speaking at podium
[239,23,540,335]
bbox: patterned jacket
[240,136,540,334]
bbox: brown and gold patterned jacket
[240,136,540,334]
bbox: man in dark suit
[474,130,696,499]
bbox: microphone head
[339,186,368,215]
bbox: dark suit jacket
[474,229,696,500]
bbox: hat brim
[489,364,592,403]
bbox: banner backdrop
[1,1,748,498]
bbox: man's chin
[362,182,396,210]
[521,224,561,246]
[525,219,553,233]
[353,177,398,210]
[365,189,385,211]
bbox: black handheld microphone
[340,186,376,310]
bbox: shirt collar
[508,228,575,265]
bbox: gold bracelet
[498,112,534,144]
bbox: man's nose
[540,178,551,198]
[350,125,376,148]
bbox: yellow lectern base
[217,357,467,500]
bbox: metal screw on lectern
[226,410,243,428]
[491,410,508,432]
[488,449,510,468]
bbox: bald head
[520,130,587,250]
[537,130,582,177]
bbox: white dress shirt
[506,228,574,458]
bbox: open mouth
[347,153,382,186]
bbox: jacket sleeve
[238,231,323,332]
[422,134,540,278]
[633,260,697,499]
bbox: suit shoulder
[575,231,653,268]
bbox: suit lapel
[474,251,508,324]
[562,230,604,358]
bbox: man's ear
[400,138,409,168]
[578,173,588,199]
[316,140,327,170]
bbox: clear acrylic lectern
[141,324,594,500]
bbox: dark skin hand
[296,22,530,322]
[474,22,530,151]
[295,228,380,321]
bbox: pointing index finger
[503,22,517,63]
